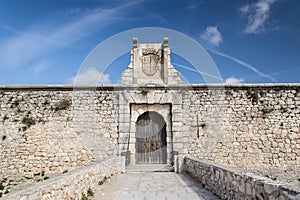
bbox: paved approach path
[93,172,220,200]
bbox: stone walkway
[93,172,220,200]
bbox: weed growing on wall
[139,87,150,95]
[81,187,94,200]
[21,117,36,128]
[81,192,88,200]
[247,90,260,104]
[54,99,71,111]
[98,175,111,185]
[87,187,94,197]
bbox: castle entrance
[135,111,167,164]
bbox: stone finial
[133,37,138,48]
[163,37,168,47]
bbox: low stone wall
[1,156,125,200]
[184,156,300,200]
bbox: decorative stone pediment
[121,38,182,86]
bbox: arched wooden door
[136,111,167,164]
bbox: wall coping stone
[0,83,299,91]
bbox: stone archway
[135,111,167,164]
[128,104,173,165]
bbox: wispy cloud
[65,7,82,15]
[173,62,224,82]
[240,0,278,34]
[70,67,111,84]
[225,77,244,84]
[269,68,300,76]
[186,5,199,10]
[208,49,276,82]
[0,22,18,34]
[31,60,49,78]
[201,26,223,46]
[0,1,143,69]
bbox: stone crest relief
[141,48,160,76]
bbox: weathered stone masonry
[184,156,300,200]
[1,84,299,196]
[0,86,119,194]
[185,85,300,169]
[2,156,124,200]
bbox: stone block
[160,93,171,103]
[173,142,184,149]
[245,182,252,195]
[264,183,277,195]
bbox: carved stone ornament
[141,48,160,76]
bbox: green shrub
[98,175,111,185]
[87,187,94,197]
[98,180,104,185]
[81,193,88,200]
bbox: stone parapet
[2,156,125,200]
[184,156,300,200]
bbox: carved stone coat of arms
[141,48,160,76]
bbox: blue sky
[0,0,299,85]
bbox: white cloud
[225,77,244,84]
[240,0,278,34]
[208,48,276,82]
[201,26,223,46]
[0,1,143,69]
[70,67,111,84]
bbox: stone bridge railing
[2,156,125,200]
[184,156,300,200]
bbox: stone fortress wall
[185,84,299,169]
[0,86,119,195]
[0,84,299,196]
